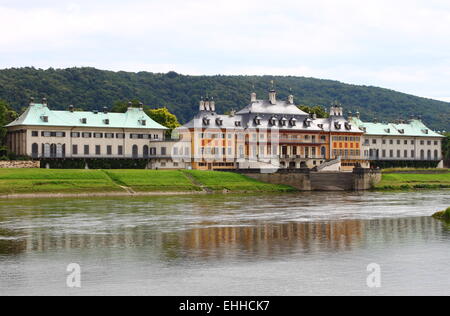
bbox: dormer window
[304,118,312,128]
[289,118,297,126]
[269,117,277,126]
[254,116,262,125]
[139,119,146,126]
[334,122,341,129]
[235,121,241,127]
[423,129,429,134]
[216,118,223,126]
[280,117,287,126]
[81,118,87,124]
[385,128,391,133]
[318,124,324,129]
[40,116,48,123]
[345,123,352,130]
[203,117,210,125]
[399,129,405,134]
[104,119,110,125]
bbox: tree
[443,133,450,160]
[145,107,181,137]
[0,100,18,156]
[298,105,330,118]
[0,67,449,129]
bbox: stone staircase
[316,157,341,172]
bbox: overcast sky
[1,0,450,101]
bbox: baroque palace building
[6,99,168,159]
[174,89,368,171]
[5,90,444,171]
[349,113,444,166]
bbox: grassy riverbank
[0,169,294,196]
[375,171,450,190]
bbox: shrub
[432,207,450,221]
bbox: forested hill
[0,67,449,130]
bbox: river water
[0,190,449,296]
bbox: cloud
[1,0,450,101]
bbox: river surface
[0,190,449,296]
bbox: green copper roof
[6,104,168,130]
[349,117,443,138]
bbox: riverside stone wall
[241,168,382,191]
[0,161,40,168]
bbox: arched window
[50,144,57,158]
[132,145,138,158]
[434,150,439,160]
[32,143,39,158]
[321,146,326,158]
[56,144,63,158]
[427,150,431,160]
[42,144,49,158]
[420,150,425,160]
[143,145,149,158]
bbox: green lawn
[382,168,450,173]
[0,169,294,195]
[103,170,200,192]
[375,172,450,190]
[183,170,295,192]
[0,169,120,194]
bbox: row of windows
[278,135,327,141]
[332,136,361,142]
[199,147,234,155]
[198,162,235,167]
[332,149,361,157]
[367,149,440,159]
[31,131,160,140]
[366,138,439,146]
[31,143,168,157]
[200,133,330,141]
[200,133,233,139]
[33,131,66,137]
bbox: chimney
[204,97,210,111]
[348,111,353,119]
[210,97,216,112]
[269,89,276,105]
[268,80,276,105]
[251,92,257,102]
[69,105,74,113]
[199,97,205,111]
[356,111,360,119]
[288,94,294,105]
[29,97,35,106]
[103,106,108,114]
[229,109,236,117]
[42,98,48,107]
[312,113,317,120]
[139,102,144,110]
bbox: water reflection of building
[0,217,444,260]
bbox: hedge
[371,160,441,169]
[39,158,150,169]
